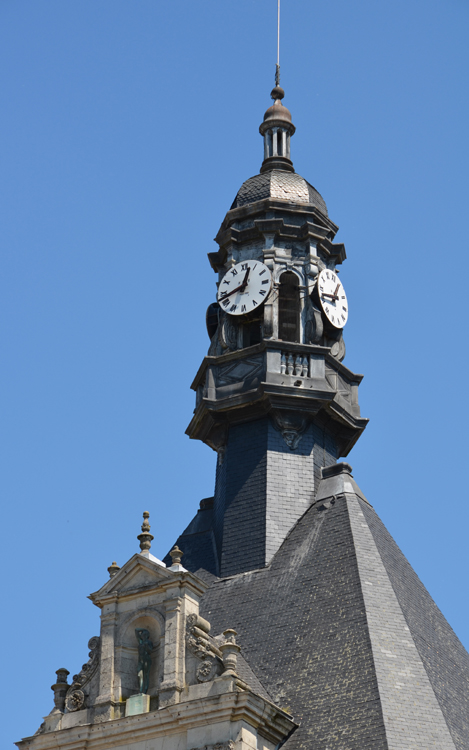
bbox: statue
[135,628,153,694]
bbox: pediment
[89,553,173,604]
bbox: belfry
[16,81,469,750]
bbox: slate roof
[231,170,328,216]
[171,466,469,750]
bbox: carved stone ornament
[65,689,85,713]
[189,743,235,750]
[196,659,216,683]
[329,330,346,362]
[304,298,323,344]
[186,613,213,659]
[65,636,100,712]
[272,413,307,451]
[219,313,238,352]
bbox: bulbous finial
[271,85,285,101]
[137,510,154,553]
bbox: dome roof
[263,97,292,124]
[231,170,328,216]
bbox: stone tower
[16,85,469,750]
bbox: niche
[117,614,161,698]
[278,272,300,342]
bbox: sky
[1,0,468,746]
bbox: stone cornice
[16,690,297,750]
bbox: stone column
[94,600,118,721]
[159,595,184,707]
[272,128,278,156]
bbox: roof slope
[360,499,469,750]
[176,465,469,749]
[230,170,328,216]
[200,489,388,749]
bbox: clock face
[218,260,272,316]
[317,269,349,328]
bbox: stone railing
[280,352,309,377]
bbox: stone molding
[17,689,297,750]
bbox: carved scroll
[64,636,100,712]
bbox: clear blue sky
[2,1,468,746]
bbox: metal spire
[275,0,281,87]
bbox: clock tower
[185,84,367,577]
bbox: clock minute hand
[240,267,250,291]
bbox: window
[278,272,300,342]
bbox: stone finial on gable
[137,511,154,552]
[51,669,69,714]
[107,561,120,578]
[170,545,183,565]
[220,629,240,677]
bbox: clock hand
[219,283,246,300]
[219,268,252,301]
[240,267,250,291]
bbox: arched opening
[278,272,300,342]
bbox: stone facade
[17,540,296,750]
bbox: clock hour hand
[219,283,246,301]
[321,292,338,301]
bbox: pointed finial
[107,561,120,578]
[137,510,154,552]
[169,545,183,566]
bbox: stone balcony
[187,340,368,457]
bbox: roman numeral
[320,285,324,291]
[222,299,229,307]
[223,280,230,285]
[231,268,238,276]
[260,289,266,296]
[230,304,237,312]
[252,300,258,307]
[342,306,347,312]
[241,263,248,270]
[262,279,269,285]
[341,314,346,321]
[331,274,336,282]
[326,272,330,279]
[241,304,246,312]
[259,269,266,276]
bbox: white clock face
[317,269,348,328]
[218,260,272,316]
